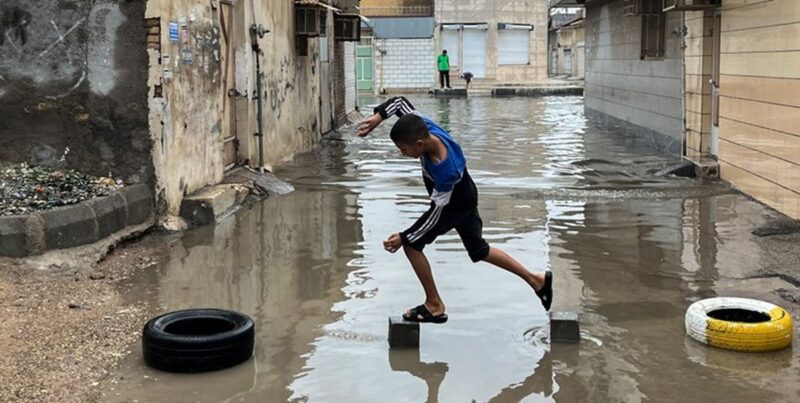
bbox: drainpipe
[250,24,269,173]
[680,11,687,161]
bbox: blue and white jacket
[374,97,478,243]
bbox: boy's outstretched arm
[357,97,416,137]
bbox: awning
[550,0,586,7]
[498,23,533,30]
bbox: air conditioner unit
[623,0,662,16]
[296,5,321,37]
[663,0,719,12]
[334,15,360,42]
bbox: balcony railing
[360,5,434,17]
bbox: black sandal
[403,304,448,324]
[536,271,553,311]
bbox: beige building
[683,0,800,220]
[434,0,549,83]
[556,0,800,220]
[146,0,360,216]
[552,15,585,78]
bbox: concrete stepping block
[550,311,580,343]
[388,316,419,349]
[431,88,467,97]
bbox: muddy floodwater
[107,96,799,402]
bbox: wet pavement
[106,96,799,402]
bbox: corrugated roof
[369,17,435,39]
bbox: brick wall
[375,38,435,90]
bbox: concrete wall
[434,0,548,82]
[145,0,325,215]
[683,11,714,161]
[2,0,360,219]
[584,0,683,154]
[555,22,584,78]
[374,38,435,90]
[0,1,151,184]
[715,0,800,219]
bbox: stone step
[179,185,239,226]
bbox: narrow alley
[103,96,800,402]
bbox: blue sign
[169,21,179,43]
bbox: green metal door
[356,45,373,91]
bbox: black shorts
[403,207,490,263]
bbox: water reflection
[109,96,798,403]
[107,141,364,402]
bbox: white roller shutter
[462,25,486,78]
[441,27,459,67]
[498,29,530,65]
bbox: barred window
[641,10,665,59]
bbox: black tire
[142,308,255,373]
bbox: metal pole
[250,24,269,173]
[255,46,265,173]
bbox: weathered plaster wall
[0,0,151,183]
[146,0,231,216]
[146,0,324,215]
[434,0,548,82]
[253,1,321,166]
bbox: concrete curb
[431,88,467,97]
[491,86,584,97]
[0,184,153,258]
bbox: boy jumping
[357,97,553,323]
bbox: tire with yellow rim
[685,297,793,352]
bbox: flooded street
[106,96,799,402]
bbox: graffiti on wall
[0,2,92,98]
[0,6,31,47]
[264,48,318,120]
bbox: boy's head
[442,49,448,55]
[390,114,429,158]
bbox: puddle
[105,96,799,403]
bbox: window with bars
[641,12,665,59]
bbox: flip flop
[536,271,553,311]
[403,304,448,324]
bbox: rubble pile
[0,163,123,216]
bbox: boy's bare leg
[483,247,545,291]
[403,246,446,315]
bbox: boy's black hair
[442,49,448,54]
[390,114,429,145]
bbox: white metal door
[441,28,460,67]
[462,27,486,78]
[563,49,572,76]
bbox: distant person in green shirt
[437,50,451,89]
